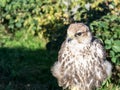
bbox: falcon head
[67,23,92,44]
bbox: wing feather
[58,40,67,62]
[91,37,106,60]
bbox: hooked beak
[67,33,74,43]
[67,37,73,42]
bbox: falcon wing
[58,40,67,62]
[91,37,106,60]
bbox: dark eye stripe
[77,32,82,36]
[75,32,82,37]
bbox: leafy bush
[90,14,120,64]
[0,0,117,33]
[0,0,65,34]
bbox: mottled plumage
[51,23,112,90]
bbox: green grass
[0,26,61,90]
[0,27,119,90]
[0,47,60,90]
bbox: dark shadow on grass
[0,47,62,90]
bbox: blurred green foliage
[0,0,120,89]
[90,14,120,64]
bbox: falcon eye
[75,32,82,37]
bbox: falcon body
[51,23,112,90]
